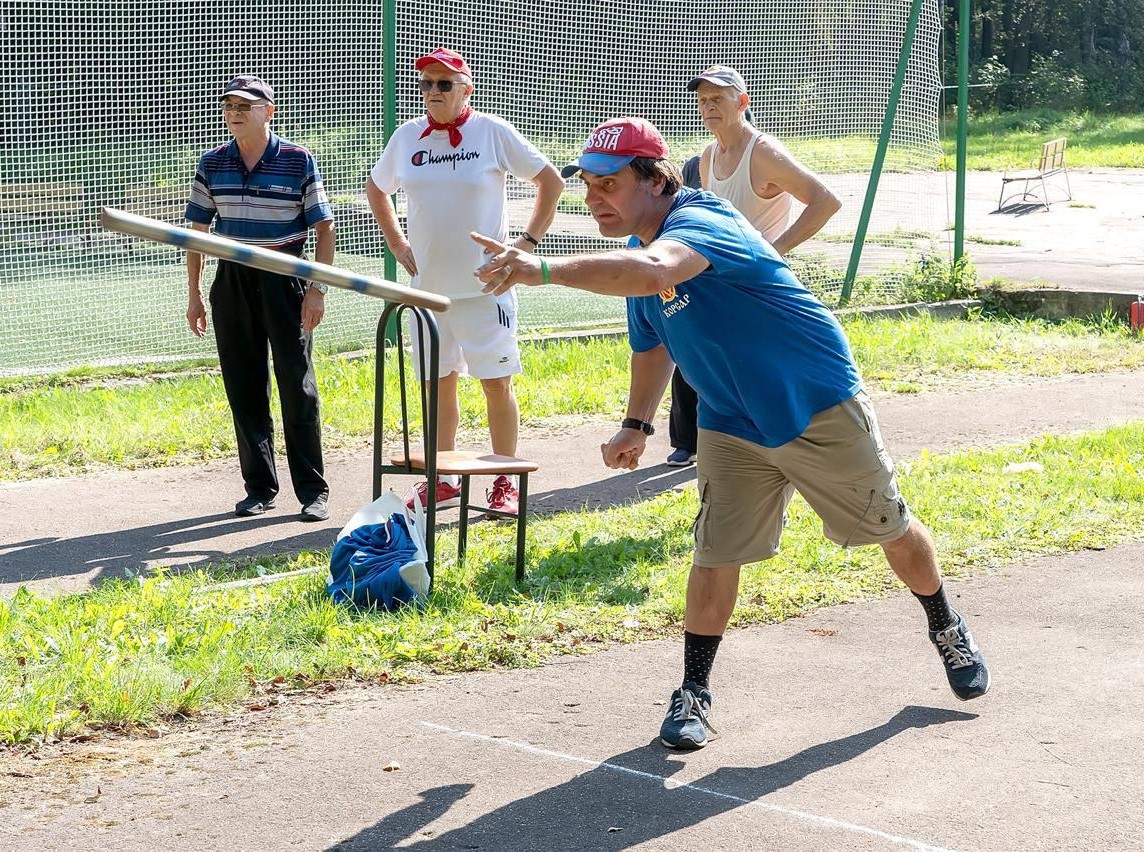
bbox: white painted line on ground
[422,721,955,852]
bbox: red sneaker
[485,475,519,517]
[407,479,462,510]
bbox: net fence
[0,0,943,376]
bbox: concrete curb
[985,286,1144,321]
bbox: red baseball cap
[561,117,671,178]
[415,47,472,77]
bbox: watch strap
[621,417,655,436]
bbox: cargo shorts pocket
[692,476,711,549]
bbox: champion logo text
[411,148,481,169]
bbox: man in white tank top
[664,64,842,467]
[689,65,841,253]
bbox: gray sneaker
[659,683,716,749]
[300,494,330,522]
[930,614,991,700]
[235,495,276,516]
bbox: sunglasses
[221,102,270,112]
[418,79,459,93]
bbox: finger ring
[502,264,514,275]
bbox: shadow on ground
[329,705,976,851]
[991,201,1050,217]
[0,511,335,588]
[526,462,696,516]
[0,463,697,592]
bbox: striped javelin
[99,207,450,312]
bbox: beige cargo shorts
[692,392,911,568]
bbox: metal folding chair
[372,302,537,584]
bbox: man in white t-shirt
[366,47,564,514]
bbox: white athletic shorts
[407,290,522,381]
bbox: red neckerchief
[420,106,473,148]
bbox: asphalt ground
[2,543,1140,851]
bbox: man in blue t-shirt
[472,117,990,750]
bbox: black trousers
[669,366,699,453]
[210,261,327,504]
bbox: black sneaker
[659,682,716,749]
[235,495,276,517]
[930,614,991,700]
[666,448,697,467]
[300,494,330,522]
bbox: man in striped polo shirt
[185,75,335,522]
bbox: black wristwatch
[621,417,655,436]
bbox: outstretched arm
[471,233,709,298]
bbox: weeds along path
[2,367,1144,598]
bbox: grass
[814,229,932,248]
[965,235,1022,247]
[3,420,1144,746]
[940,109,1144,170]
[5,312,1144,480]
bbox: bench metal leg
[515,472,529,583]
[457,475,470,569]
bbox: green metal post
[840,0,928,306]
[383,0,397,286]
[954,0,970,263]
[382,0,398,341]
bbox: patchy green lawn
[941,110,1144,171]
[3,421,1144,745]
[4,312,1144,480]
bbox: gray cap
[686,65,747,93]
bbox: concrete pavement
[2,544,1140,851]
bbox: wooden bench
[373,302,538,584]
[122,184,186,222]
[0,181,88,249]
[0,181,86,218]
[997,137,1072,211]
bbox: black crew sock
[913,583,957,632]
[682,631,722,689]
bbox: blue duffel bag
[327,493,430,611]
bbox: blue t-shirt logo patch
[659,287,676,303]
